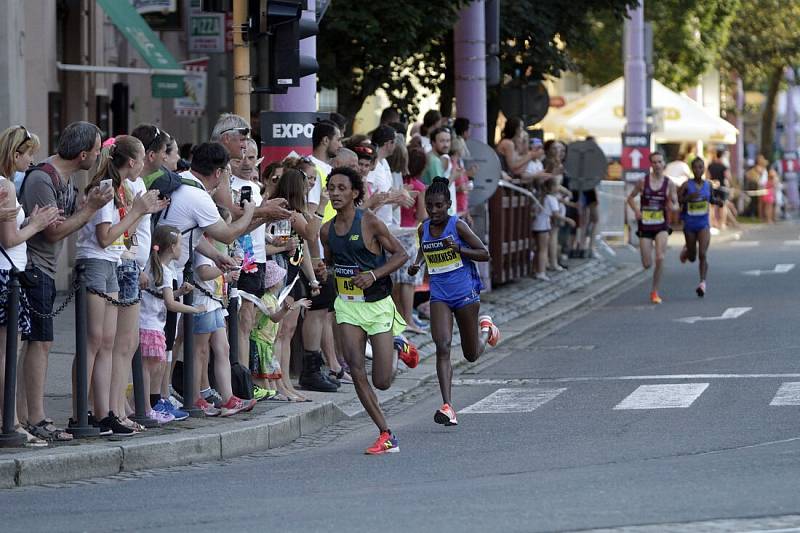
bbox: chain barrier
[194,284,226,307]
[27,276,81,320]
[86,287,142,307]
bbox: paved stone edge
[0,260,643,489]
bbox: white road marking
[460,387,565,414]
[453,373,800,386]
[783,240,800,246]
[674,307,752,324]
[613,383,709,409]
[730,241,759,247]
[770,382,800,406]
[742,263,795,276]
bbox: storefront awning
[95,0,185,98]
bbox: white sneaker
[168,395,183,409]
[535,273,551,281]
[147,408,175,424]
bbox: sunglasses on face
[15,125,31,153]
[220,127,250,138]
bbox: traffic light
[250,0,319,94]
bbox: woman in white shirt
[73,136,163,436]
[0,126,60,446]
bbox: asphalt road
[4,223,800,533]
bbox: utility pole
[233,0,250,119]
[454,0,487,143]
[624,2,647,136]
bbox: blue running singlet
[421,215,483,310]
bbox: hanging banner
[260,111,328,164]
[174,60,208,117]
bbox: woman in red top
[392,146,427,334]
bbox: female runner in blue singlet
[678,157,721,297]
[408,177,500,427]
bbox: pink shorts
[140,329,167,361]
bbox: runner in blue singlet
[678,157,721,297]
[407,177,500,427]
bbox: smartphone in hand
[240,185,252,207]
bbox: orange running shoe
[394,335,419,369]
[650,291,662,304]
[365,431,399,455]
[679,246,688,263]
[434,403,458,426]
[479,315,501,347]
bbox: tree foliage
[498,0,637,85]
[317,0,468,126]
[722,0,800,157]
[572,0,740,91]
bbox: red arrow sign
[622,146,650,170]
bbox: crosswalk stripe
[613,383,709,410]
[731,241,759,247]
[770,382,800,406]
[460,387,565,414]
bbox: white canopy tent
[538,77,738,145]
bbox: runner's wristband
[369,271,377,282]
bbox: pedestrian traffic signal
[249,0,319,94]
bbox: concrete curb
[0,260,642,489]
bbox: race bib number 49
[422,238,464,274]
[334,265,365,302]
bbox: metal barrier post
[68,264,99,437]
[182,264,203,417]
[227,290,239,365]
[0,269,25,446]
[130,346,158,428]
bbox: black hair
[426,176,451,203]
[328,112,348,132]
[312,120,339,149]
[190,142,230,176]
[421,110,442,136]
[430,126,451,143]
[502,117,523,140]
[453,117,470,137]
[379,107,400,125]
[371,125,396,147]
[179,142,194,160]
[715,148,726,159]
[649,150,665,163]
[328,166,365,206]
[57,121,101,160]
[131,123,168,154]
[388,121,408,139]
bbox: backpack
[143,167,204,228]
[20,162,78,216]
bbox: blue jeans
[116,259,140,302]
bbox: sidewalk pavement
[0,252,647,488]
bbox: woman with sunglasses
[0,126,60,446]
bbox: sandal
[15,425,48,447]
[119,418,144,432]
[27,419,73,442]
[266,393,291,402]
